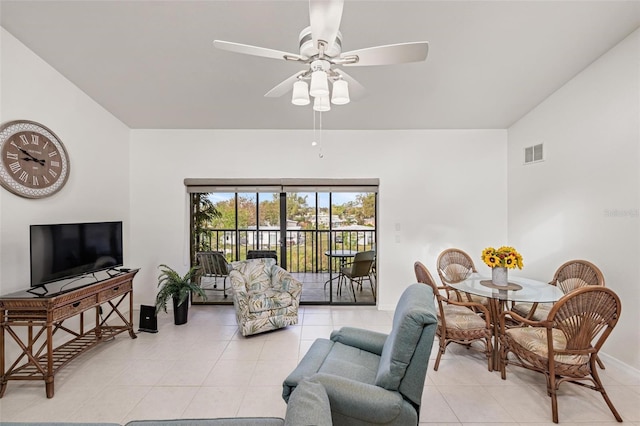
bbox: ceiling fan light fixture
[215,1,432,115]
[310,70,329,97]
[313,96,331,112]
[291,80,310,105]
[331,79,350,105]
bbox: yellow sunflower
[514,253,524,269]
[481,246,523,269]
[483,254,501,268]
[504,254,518,269]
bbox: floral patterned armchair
[229,258,302,336]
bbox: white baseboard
[378,304,396,311]
[598,352,640,378]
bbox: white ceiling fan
[213,0,429,111]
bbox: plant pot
[492,267,508,286]
[172,295,189,325]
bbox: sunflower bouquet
[482,246,523,269]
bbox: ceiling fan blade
[333,69,366,101]
[213,40,306,62]
[309,0,344,53]
[264,70,307,98]
[341,41,429,66]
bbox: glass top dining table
[446,272,564,304]
[323,250,359,287]
[446,272,564,370]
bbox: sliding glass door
[188,181,377,305]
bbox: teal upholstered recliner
[282,283,438,425]
[229,258,302,336]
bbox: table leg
[128,290,137,339]
[45,378,54,398]
[323,257,345,288]
[45,322,54,398]
[0,309,5,398]
[323,255,335,288]
[487,295,508,372]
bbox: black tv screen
[30,221,123,287]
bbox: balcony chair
[337,250,376,302]
[229,258,302,336]
[195,251,232,298]
[436,248,487,309]
[282,283,438,425]
[247,249,278,263]
[499,286,622,423]
[414,261,493,371]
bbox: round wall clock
[0,120,70,199]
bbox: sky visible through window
[207,192,359,207]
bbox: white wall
[508,29,640,369]
[129,129,507,310]
[0,28,131,295]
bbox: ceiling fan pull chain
[318,111,324,159]
[312,110,317,147]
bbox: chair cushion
[512,302,552,321]
[506,327,589,365]
[467,293,489,306]
[318,341,380,384]
[442,304,475,315]
[248,289,293,313]
[375,283,436,390]
[441,305,487,330]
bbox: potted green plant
[155,264,207,325]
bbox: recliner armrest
[310,373,417,425]
[282,338,334,401]
[330,326,388,355]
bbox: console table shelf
[9,327,119,378]
[0,269,139,398]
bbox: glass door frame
[187,180,378,306]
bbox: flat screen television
[30,221,123,287]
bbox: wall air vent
[524,143,544,164]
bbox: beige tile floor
[0,304,638,425]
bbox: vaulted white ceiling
[2,1,639,130]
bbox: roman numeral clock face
[0,120,70,199]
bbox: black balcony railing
[197,228,375,273]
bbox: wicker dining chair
[436,248,487,308]
[414,261,493,371]
[499,286,622,423]
[512,260,605,321]
[511,259,607,369]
